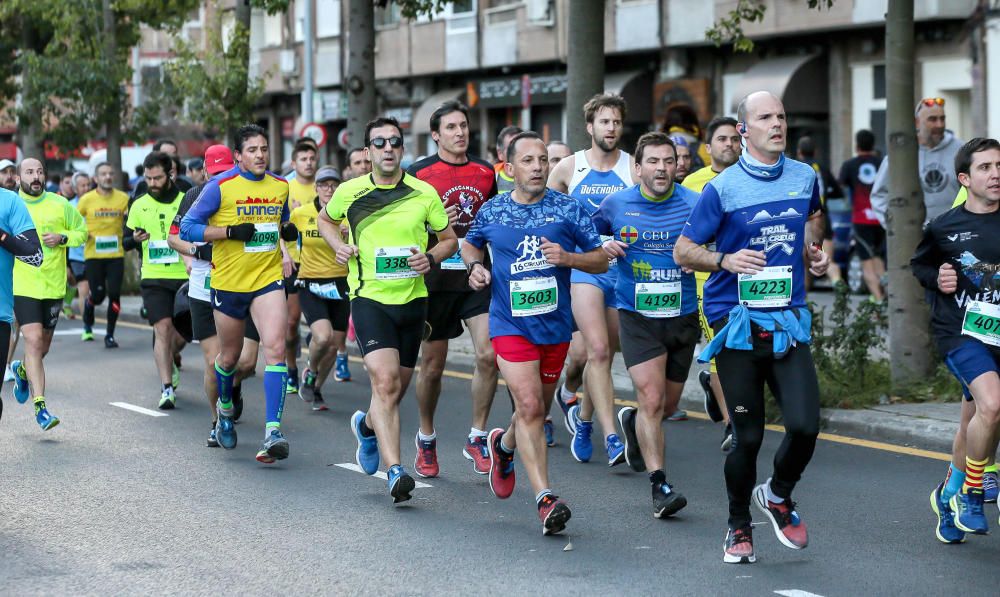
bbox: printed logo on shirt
[510,234,551,274]
[946,232,978,243]
[632,259,682,282]
[750,224,796,255]
[619,226,638,244]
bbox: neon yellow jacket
[14,190,87,299]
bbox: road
[0,318,995,596]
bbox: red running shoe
[537,494,571,536]
[413,433,439,478]
[723,526,756,564]
[753,482,808,549]
[487,428,515,499]
[464,435,490,475]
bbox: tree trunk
[233,0,253,145]
[346,0,375,148]
[885,0,932,388]
[18,22,43,161]
[565,0,605,150]
[103,0,124,189]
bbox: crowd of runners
[0,89,998,563]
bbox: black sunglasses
[370,136,403,149]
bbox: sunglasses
[915,97,945,116]
[370,136,403,149]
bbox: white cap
[0,159,14,171]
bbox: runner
[674,91,829,564]
[180,124,297,464]
[346,147,372,180]
[838,129,885,301]
[546,141,571,167]
[406,101,499,477]
[292,166,350,410]
[9,158,86,431]
[125,151,189,409]
[0,159,16,191]
[463,131,608,534]
[317,116,457,503]
[77,162,129,348]
[597,132,699,517]
[682,115,741,449]
[547,93,632,465]
[0,183,41,422]
[66,172,91,323]
[912,137,1000,541]
[282,140,319,395]
[168,144,262,447]
[669,134,693,183]
[494,126,523,194]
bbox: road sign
[299,122,328,147]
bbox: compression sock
[943,463,966,501]
[83,298,95,332]
[263,364,287,430]
[963,456,988,493]
[215,361,235,411]
[106,300,120,337]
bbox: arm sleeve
[179,180,222,242]
[0,229,42,267]
[62,201,89,247]
[869,157,890,228]
[910,222,942,291]
[681,183,723,244]
[170,186,203,234]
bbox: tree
[566,1,605,150]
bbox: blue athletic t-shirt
[593,183,699,316]
[681,154,821,325]
[0,188,38,323]
[465,188,602,345]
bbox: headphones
[737,122,747,135]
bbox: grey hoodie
[869,129,962,227]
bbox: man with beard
[0,160,16,191]
[125,151,189,409]
[9,158,86,431]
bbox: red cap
[204,145,235,175]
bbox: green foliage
[388,0,457,20]
[705,0,835,53]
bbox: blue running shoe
[215,411,237,450]
[335,354,352,382]
[951,488,989,535]
[256,428,289,464]
[351,410,379,474]
[606,433,625,467]
[544,417,556,447]
[10,360,28,404]
[554,383,578,433]
[35,403,59,431]
[569,405,593,463]
[930,483,965,544]
[388,464,416,504]
[983,470,998,503]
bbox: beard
[594,136,618,153]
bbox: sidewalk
[98,294,959,454]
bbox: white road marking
[775,591,825,597]
[52,329,104,336]
[334,463,433,488]
[110,402,169,417]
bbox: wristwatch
[188,245,197,256]
[59,234,68,246]
[466,260,483,274]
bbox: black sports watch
[59,234,68,246]
[466,260,483,275]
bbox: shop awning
[412,88,467,136]
[729,54,828,115]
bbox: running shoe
[81,330,94,341]
[34,403,59,431]
[158,387,176,410]
[284,374,298,395]
[215,410,237,450]
[334,354,352,382]
[414,434,439,478]
[388,464,416,504]
[554,383,578,433]
[311,391,328,411]
[537,494,571,536]
[983,470,998,503]
[171,363,180,391]
[724,526,756,564]
[299,369,316,401]
[951,488,989,535]
[256,428,290,464]
[104,336,119,349]
[487,428,515,499]
[617,406,645,473]
[929,483,965,544]
[653,482,687,518]
[721,422,734,452]
[544,417,556,447]
[63,305,75,320]
[206,426,220,448]
[752,482,808,549]
[569,405,592,463]
[10,360,29,404]
[699,369,724,423]
[351,410,379,475]
[463,435,490,475]
[666,409,688,422]
[606,433,625,467]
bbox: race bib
[738,266,792,308]
[635,281,681,318]
[374,246,418,279]
[441,238,465,271]
[147,240,178,264]
[510,277,557,317]
[962,300,1000,347]
[204,274,211,291]
[601,234,617,267]
[244,223,278,253]
[95,235,119,254]
[309,281,342,300]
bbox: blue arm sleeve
[681,183,723,244]
[179,180,222,242]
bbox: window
[317,0,341,37]
[873,64,886,100]
[375,2,402,28]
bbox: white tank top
[567,149,633,214]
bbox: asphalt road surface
[1,319,996,596]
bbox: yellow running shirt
[126,190,188,280]
[77,188,129,259]
[291,199,345,279]
[14,190,87,299]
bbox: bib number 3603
[510,277,557,317]
[962,300,1000,347]
[375,246,418,279]
[738,266,792,308]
